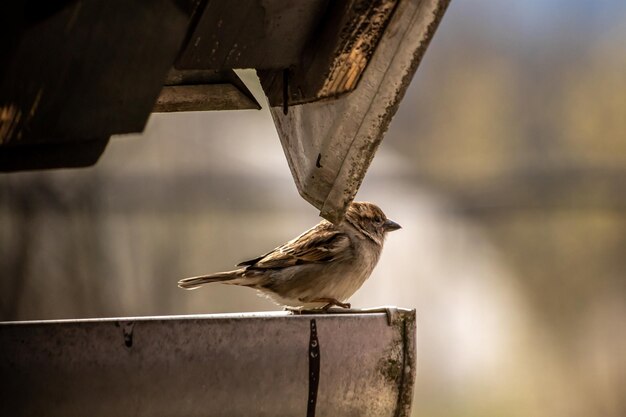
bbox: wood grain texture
[260,0,399,106]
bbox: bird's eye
[374,216,384,225]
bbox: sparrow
[177,201,401,310]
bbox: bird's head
[344,201,401,245]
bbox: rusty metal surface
[0,310,416,417]
[267,0,451,223]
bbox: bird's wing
[237,224,351,270]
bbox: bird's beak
[383,219,402,232]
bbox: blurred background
[1,0,625,416]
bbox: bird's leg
[287,297,351,315]
[312,298,351,311]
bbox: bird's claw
[285,298,352,315]
[322,301,351,311]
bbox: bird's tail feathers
[177,270,243,290]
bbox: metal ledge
[0,309,416,417]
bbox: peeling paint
[319,0,399,97]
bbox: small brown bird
[178,201,401,310]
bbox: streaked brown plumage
[178,201,401,309]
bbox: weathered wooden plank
[0,1,192,146]
[154,68,261,112]
[0,1,196,170]
[260,0,400,106]
[176,0,329,70]
[0,139,109,172]
[154,84,260,112]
